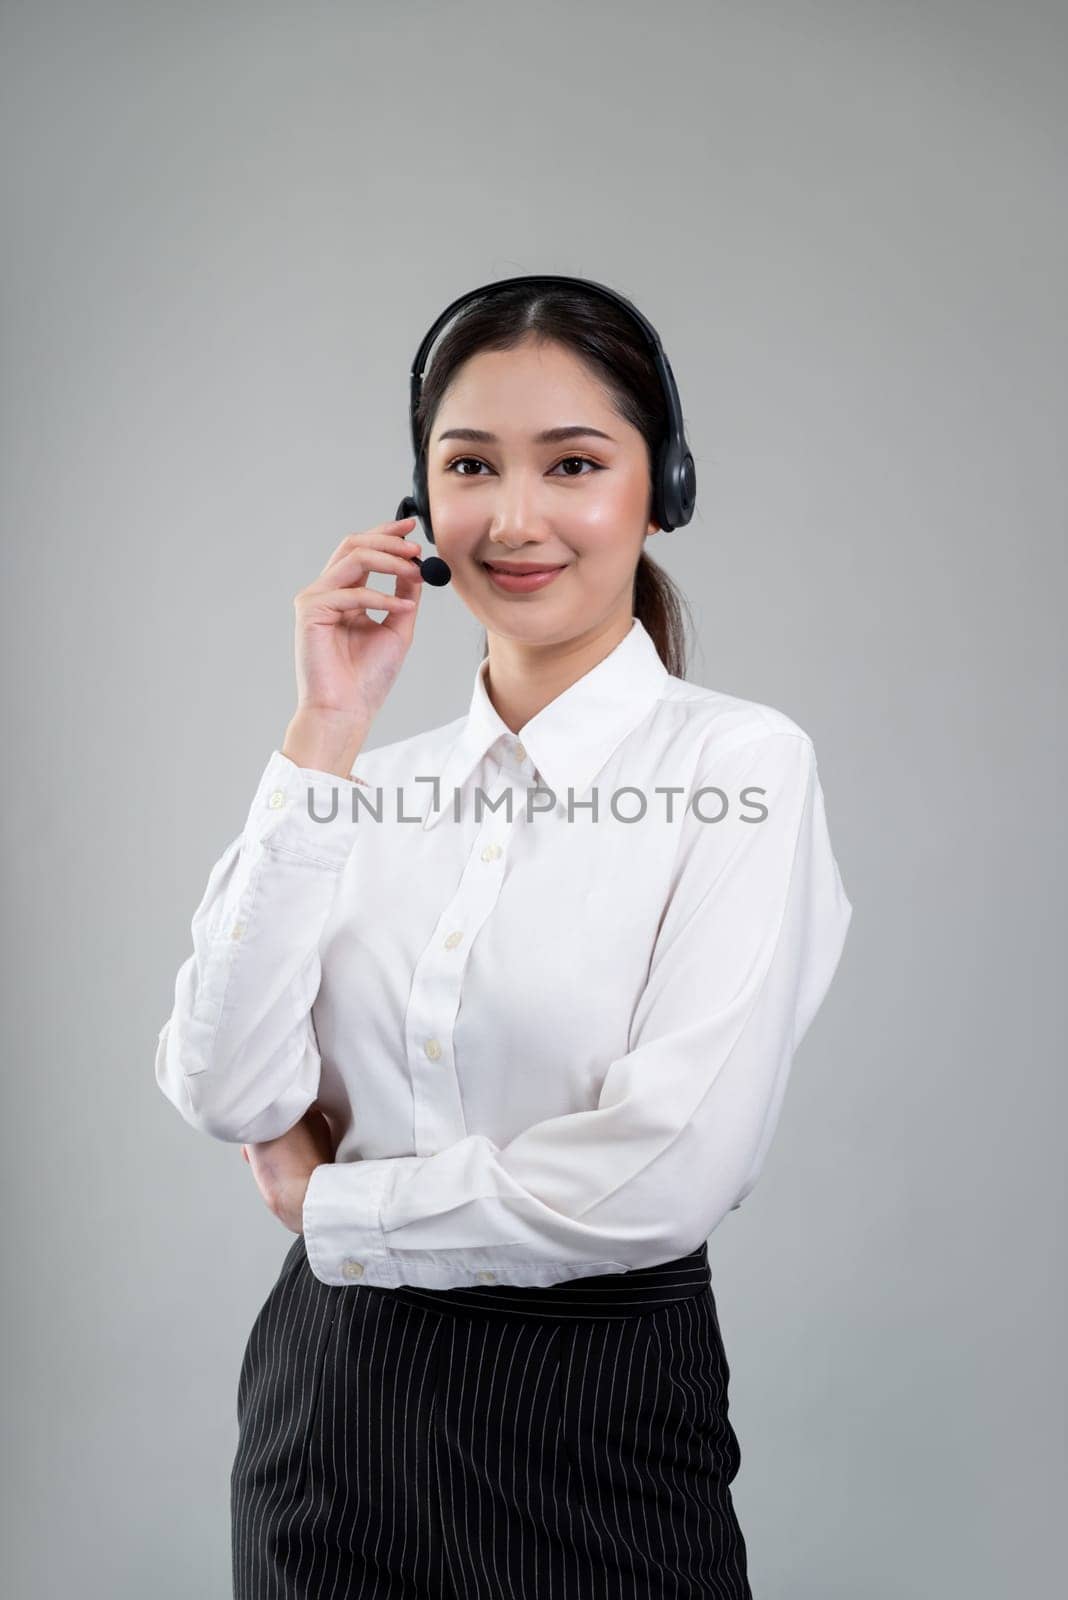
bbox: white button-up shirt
[155,617,853,1289]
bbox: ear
[646,519,661,536]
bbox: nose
[485,471,554,550]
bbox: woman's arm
[241,1101,338,1231]
[154,749,366,1144]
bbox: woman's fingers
[310,585,418,614]
[319,518,419,575]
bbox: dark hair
[412,281,695,679]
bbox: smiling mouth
[481,561,568,574]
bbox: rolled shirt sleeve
[154,750,367,1144]
[302,731,854,1289]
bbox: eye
[443,454,603,478]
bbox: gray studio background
[2,2,1065,1595]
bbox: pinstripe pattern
[231,1235,751,1597]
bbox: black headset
[395,274,696,586]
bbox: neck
[483,605,635,736]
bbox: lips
[482,561,569,594]
[482,562,567,574]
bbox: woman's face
[425,336,660,645]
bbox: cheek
[426,503,476,558]
[578,472,650,528]
[571,515,645,570]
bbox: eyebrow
[434,425,616,445]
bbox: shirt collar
[423,616,670,830]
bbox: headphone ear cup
[414,458,437,545]
[395,467,436,544]
[656,444,696,531]
[676,449,696,525]
[394,493,430,543]
[652,440,677,532]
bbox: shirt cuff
[302,1157,423,1287]
[245,749,370,869]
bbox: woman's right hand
[291,516,425,730]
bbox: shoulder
[654,674,817,769]
[348,712,466,785]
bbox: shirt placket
[405,735,536,1155]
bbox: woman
[155,277,853,1598]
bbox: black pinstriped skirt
[230,1232,752,1598]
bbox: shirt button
[341,1259,364,1280]
[477,1270,497,1283]
[480,842,502,862]
[443,931,463,949]
[268,788,286,809]
[514,742,526,762]
[230,921,244,941]
[424,1038,442,1061]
